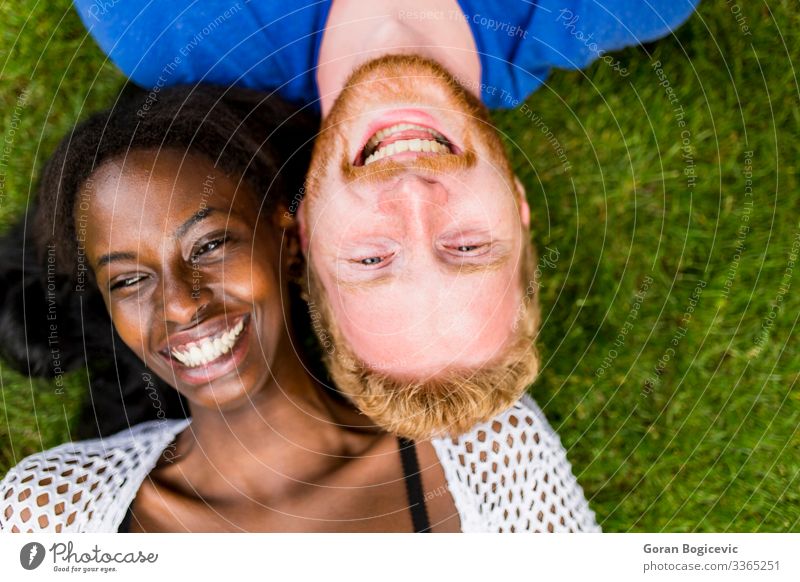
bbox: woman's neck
[316,0,481,116]
[167,338,382,500]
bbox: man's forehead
[334,268,521,328]
[337,292,520,377]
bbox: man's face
[300,56,530,379]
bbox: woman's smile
[158,312,254,386]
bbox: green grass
[1,1,798,532]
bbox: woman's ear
[514,175,530,229]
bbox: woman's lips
[161,313,253,386]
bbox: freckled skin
[312,171,527,376]
[300,58,531,378]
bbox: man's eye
[450,243,489,254]
[110,275,146,291]
[349,252,394,268]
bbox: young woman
[0,85,600,533]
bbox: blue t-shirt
[73,0,699,111]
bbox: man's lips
[353,109,459,166]
[360,123,453,166]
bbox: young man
[74,0,698,437]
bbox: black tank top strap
[117,501,134,533]
[397,436,431,533]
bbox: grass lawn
[1,1,798,532]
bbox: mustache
[340,149,477,185]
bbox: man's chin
[339,368,527,441]
[325,343,532,440]
[325,53,483,143]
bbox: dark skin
[80,148,461,532]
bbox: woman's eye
[457,245,479,252]
[110,275,146,291]
[360,256,383,265]
[191,236,230,261]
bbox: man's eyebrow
[442,255,510,275]
[333,255,510,289]
[335,272,395,290]
[95,251,137,270]
[174,207,216,239]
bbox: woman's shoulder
[0,418,191,533]
[431,395,601,533]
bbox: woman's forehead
[79,149,250,221]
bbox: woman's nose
[159,271,213,325]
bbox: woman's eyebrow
[173,207,217,239]
[95,251,137,270]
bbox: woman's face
[80,148,287,409]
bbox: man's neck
[316,0,481,117]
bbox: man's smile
[360,122,452,165]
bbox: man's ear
[514,175,530,228]
[295,198,309,254]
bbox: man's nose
[376,175,448,224]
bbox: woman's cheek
[225,253,279,304]
[110,305,149,360]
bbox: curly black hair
[0,84,317,439]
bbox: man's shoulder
[73,0,329,105]
[0,419,190,532]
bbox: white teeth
[366,123,446,150]
[189,345,204,363]
[363,139,448,165]
[362,123,451,165]
[169,317,247,368]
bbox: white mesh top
[1,394,601,533]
